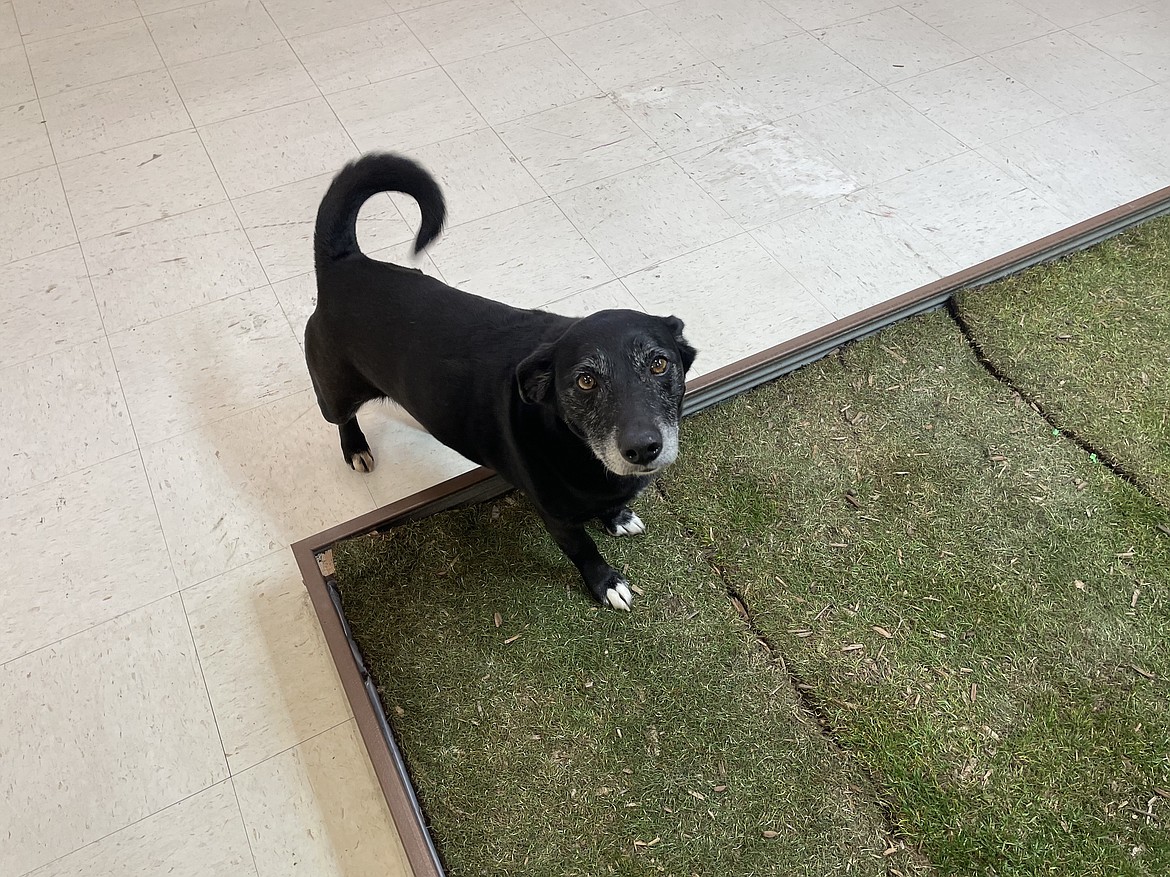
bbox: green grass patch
[954,214,1170,503]
[333,280,1170,876]
[334,490,915,877]
[666,314,1170,876]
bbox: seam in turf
[946,298,1161,504]
[665,509,927,874]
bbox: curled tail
[314,152,446,268]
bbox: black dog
[305,154,696,610]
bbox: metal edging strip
[294,184,1170,877]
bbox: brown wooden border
[292,186,1170,877]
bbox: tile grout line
[16,31,1108,263]
[11,2,191,611]
[12,776,248,877]
[404,6,641,294]
[96,24,302,874]
[0,586,176,669]
[0,538,307,671]
[175,584,263,877]
[224,774,263,877]
[177,587,234,778]
[137,10,316,388]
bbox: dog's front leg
[538,513,633,611]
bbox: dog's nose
[621,430,662,466]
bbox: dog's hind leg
[306,324,379,473]
[339,418,375,473]
[599,506,645,537]
[309,379,377,473]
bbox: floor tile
[0,453,174,665]
[987,30,1154,112]
[890,56,1064,149]
[1077,84,1170,171]
[541,276,644,315]
[289,13,434,95]
[446,38,597,125]
[84,202,266,333]
[718,32,878,122]
[0,245,101,369]
[554,157,739,275]
[23,782,255,877]
[26,19,163,96]
[612,62,771,154]
[327,67,486,154]
[201,98,356,198]
[0,44,35,104]
[183,550,351,774]
[653,0,800,59]
[146,0,283,66]
[0,100,54,178]
[753,188,956,317]
[979,114,1167,222]
[11,0,138,42]
[554,9,703,90]
[59,129,226,239]
[675,123,857,228]
[233,721,411,877]
[402,0,543,64]
[0,595,227,876]
[816,6,971,85]
[0,166,74,264]
[270,271,318,345]
[260,0,394,39]
[1073,6,1170,83]
[905,0,1057,54]
[789,87,966,186]
[404,128,544,227]
[496,94,663,193]
[110,287,308,445]
[136,0,208,12]
[1016,0,1140,28]
[0,339,136,494]
[41,70,192,162]
[871,151,1071,265]
[765,0,897,29]
[235,174,411,284]
[171,41,319,127]
[427,197,613,308]
[0,1,19,46]
[622,233,834,375]
[514,0,643,35]
[141,389,376,587]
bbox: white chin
[596,432,678,477]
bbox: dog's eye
[576,374,596,391]
[649,356,669,375]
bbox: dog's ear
[663,316,697,373]
[516,344,555,404]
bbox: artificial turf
[334,489,918,877]
[332,229,1170,877]
[953,214,1170,504]
[665,314,1169,876]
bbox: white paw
[605,580,633,611]
[607,511,646,537]
[350,450,375,473]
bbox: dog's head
[517,310,697,477]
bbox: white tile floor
[1,0,1168,874]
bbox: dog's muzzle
[596,421,679,477]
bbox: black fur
[305,153,696,609]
